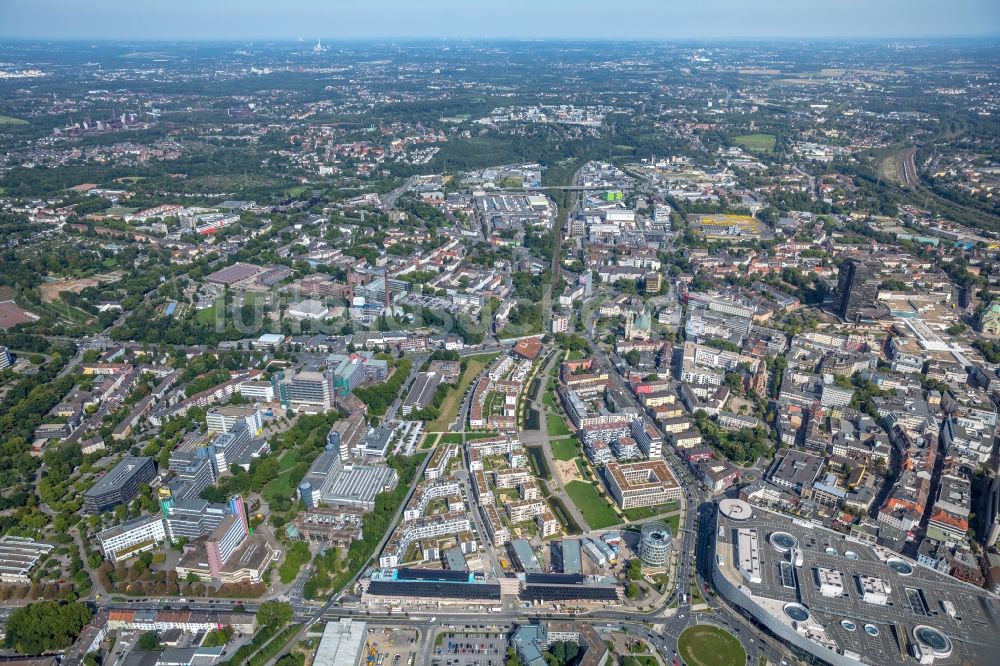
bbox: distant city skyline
[1,0,998,41]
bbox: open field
[40,271,124,303]
[0,301,38,329]
[733,133,776,153]
[565,480,619,529]
[426,352,498,431]
[677,626,745,666]
[0,114,27,125]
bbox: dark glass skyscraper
[837,258,881,321]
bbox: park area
[546,411,572,437]
[565,480,619,529]
[733,133,776,153]
[549,436,579,461]
[677,625,746,666]
[426,352,498,431]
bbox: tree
[257,600,293,628]
[627,559,643,581]
[626,582,641,599]
[138,632,160,651]
[4,601,92,656]
[548,641,580,665]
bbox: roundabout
[677,624,746,666]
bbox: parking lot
[431,631,507,666]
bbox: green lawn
[733,133,776,153]
[262,475,293,505]
[677,625,745,666]
[622,502,679,522]
[277,449,300,472]
[0,114,27,125]
[425,352,498,431]
[621,658,658,666]
[546,411,572,437]
[565,481,619,529]
[438,431,496,445]
[542,388,558,411]
[550,437,580,462]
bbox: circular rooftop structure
[825,547,837,556]
[638,521,673,567]
[913,626,953,658]
[783,603,810,623]
[769,531,799,553]
[719,498,753,521]
[864,624,880,637]
[845,550,859,561]
[887,558,914,576]
[841,620,856,632]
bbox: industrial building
[401,370,442,416]
[0,536,54,584]
[313,619,367,666]
[298,442,398,510]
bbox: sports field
[733,133,776,152]
[565,480,619,529]
[677,625,746,666]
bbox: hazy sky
[1,0,998,41]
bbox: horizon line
[1,34,999,43]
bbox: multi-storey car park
[712,499,1000,666]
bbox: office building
[166,450,215,500]
[273,369,332,410]
[362,568,501,605]
[209,421,255,474]
[162,497,230,541]
[837,258,881,321]
[97,515,167,563]
[603,460,681,510]
[206,406,263,435]
[83,456,156,514]
[638,521,672,567]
